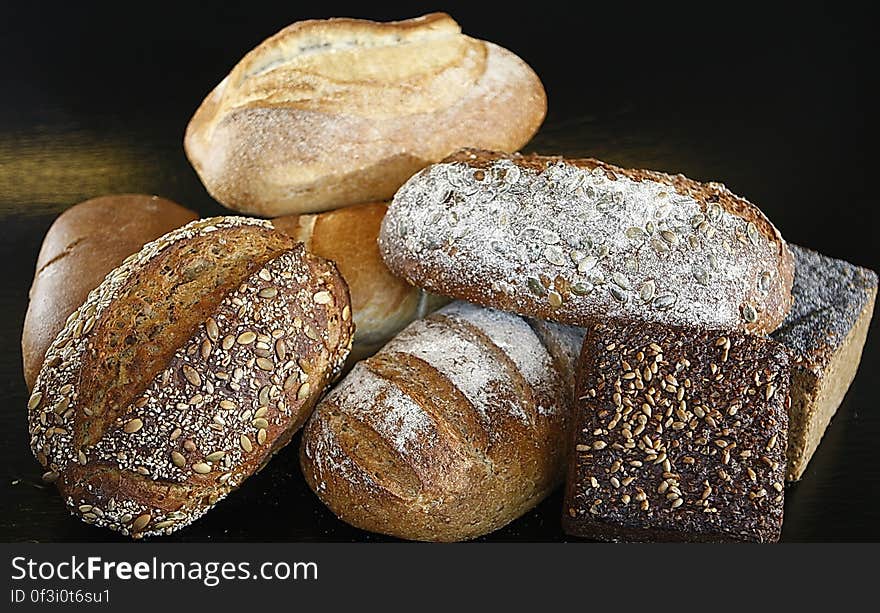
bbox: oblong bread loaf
[185,13,546,216]
[379,149,794,334]
[28,217,354,538]
[22,194,198,390]
[300,301,571,541]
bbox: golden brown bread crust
[22,194,197,390]
[28,217,354,537]
[273,202,450,363]
[380,149,794,335]
[300,301,570,541]
[184,13,546,216]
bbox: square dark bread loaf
[563,320,790,543]
[772,245,877,480]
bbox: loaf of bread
[380,149,794,334]
[300,301,572,541]
[184,13,546,216]
[27,217,353,538]
[22,194,198,390]
[563,319,790,542]
[772,245,877,480]
[273,202,448,363]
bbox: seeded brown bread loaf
[184,13,546,217]
[379,149,794,334]
[27,217,354,538]
[300,301,571,542]
[273,202,448,363]
[22,194,198,390]
[563,320,790,543]
[772,245,877,480]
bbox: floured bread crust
[300,301,570,541]
[185,13,546,216]
[380,149,794,334]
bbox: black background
[0,0,876,541]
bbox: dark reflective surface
[1,1,876,541]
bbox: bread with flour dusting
[28,217,353,538]
[299,301,574,541]
[379,149,794,334]
[184,13,546,216]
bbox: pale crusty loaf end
[28,217,354,538]
[184,13,546,216]
[22,194,198,390]
[379,149,794,335]
[273,202,449,364]
[300,301,571,541]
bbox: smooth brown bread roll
[273,202,448,363]
[22,194,198,389]
[300,301,574,542]
[185,13,546,216]
[28,217,353,538]
[380,149,795,334]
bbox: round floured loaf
[184,13,546,217]
[299,301,572,542]
[379,149,795,335]
[27,217,354,538]
[22,194,198,390]
[272,202,449,364]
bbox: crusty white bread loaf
[28,217,353,538]
[300,301,574,542]
[379,149,795,335]
[273,202,449,364]
[184,13,546,216]
[22,194,198,390]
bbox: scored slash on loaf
[379,148,794,333]
[184,13,546,216]
[21,194,198,390]
[299,301,582,542]
[27,217,354,538]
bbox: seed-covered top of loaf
[380,149,794,334]
[27,216,354,537]
[567,320,789,542]
[772,244,878,375]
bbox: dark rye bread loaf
[772,245,877,480]
[22,194,198,390]
[563,320,789,543]
[379,149,794,334]
[27,217,354,538]
[300,301,573,541]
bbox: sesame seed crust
[563,319,789,543]
[28,217,353,538]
